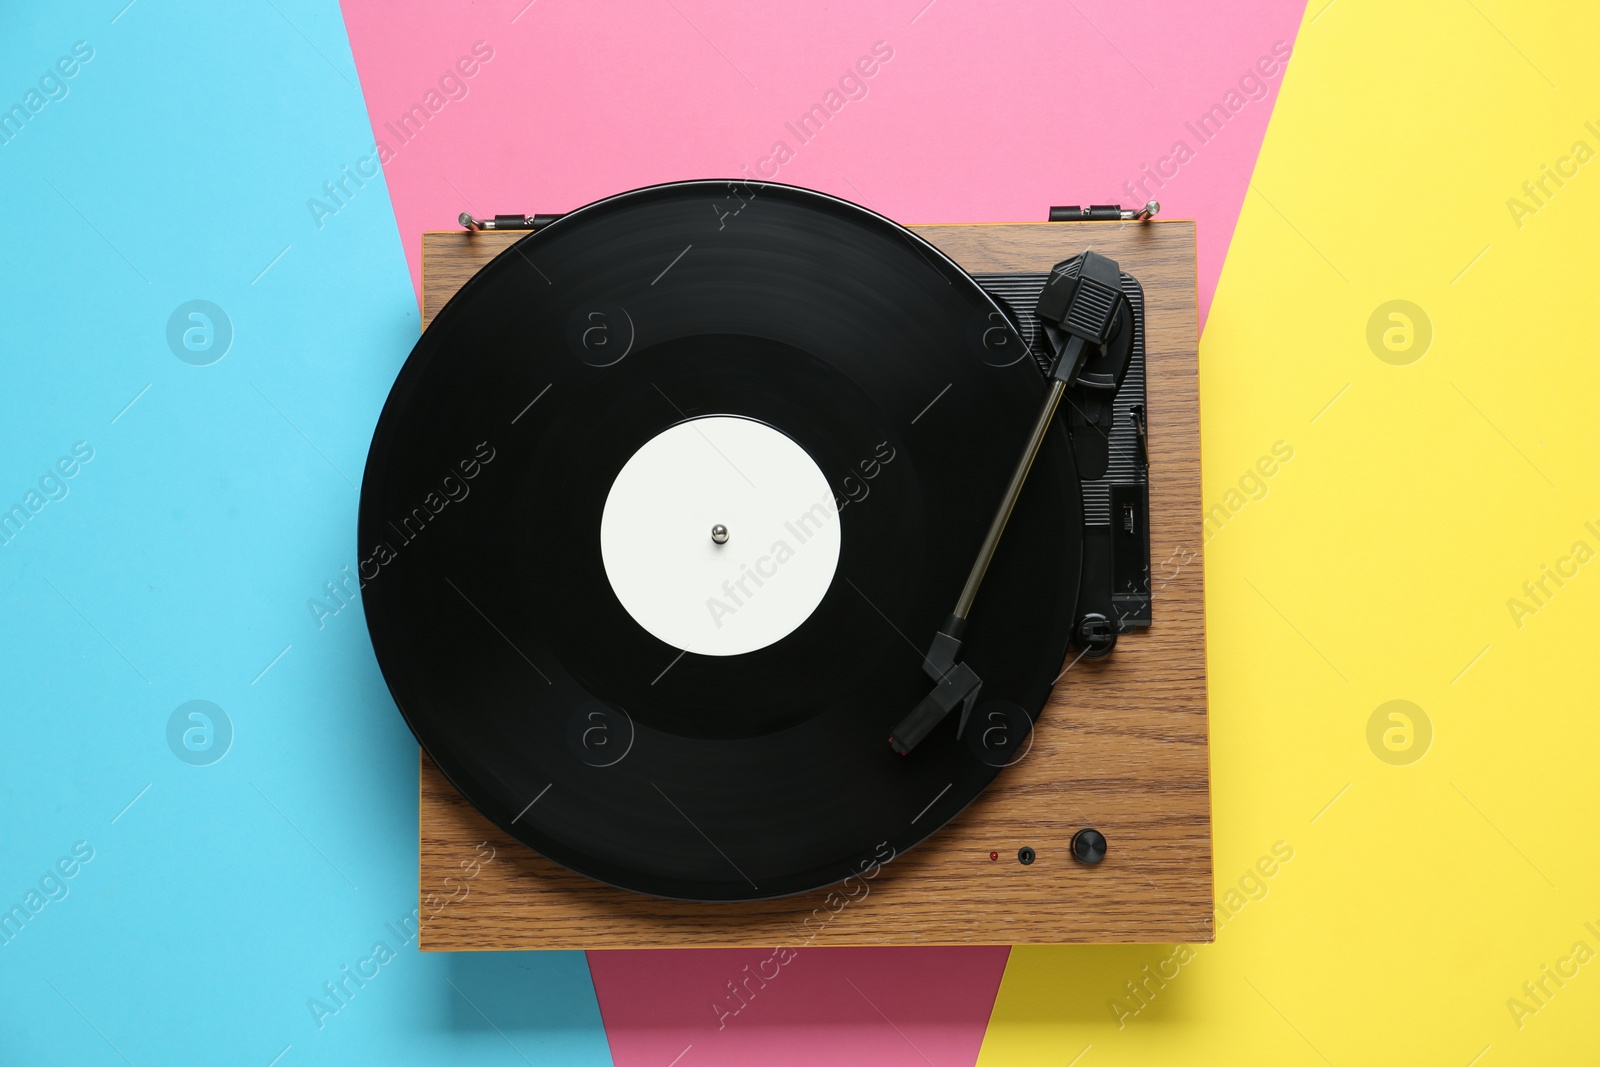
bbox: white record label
[599,415,841,657]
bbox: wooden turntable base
[414,217,1210,950]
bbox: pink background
[343,0,1306,324]
[589,946,1008,1066]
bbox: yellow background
[980,0,1600,1062]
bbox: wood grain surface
[414,220,1210,950]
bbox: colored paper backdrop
[3,0,1595,1064]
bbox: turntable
[360,182,1210,948]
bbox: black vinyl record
[359,181,1082,900]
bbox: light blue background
[0,2,614,1063]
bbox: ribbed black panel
[973,272,1147,526]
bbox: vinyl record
[359,181,1083,900]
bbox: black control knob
[1071,827,1107,865]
